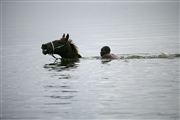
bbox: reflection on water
[44,59,80,72]
[42,59,80,108]
[101,59,112,64]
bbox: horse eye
[57,41,62,43]
[57,41,64,45]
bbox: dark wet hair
[100,46,111,56]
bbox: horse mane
[68,39,79,55]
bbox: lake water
[1,1,179,120]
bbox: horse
[41,34,82,60]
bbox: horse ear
[62,33,65,38]
[65,34,69,41]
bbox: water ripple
[44,95,74,99]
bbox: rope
[50,42,65,60]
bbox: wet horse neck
[57,47,78,59]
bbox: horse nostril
[41,44,46,49]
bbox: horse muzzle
[42,49,48,55]
[41,44,48,55]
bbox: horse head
[41,33,81,59]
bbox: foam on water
[48,53,180,61]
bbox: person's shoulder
[110,54,118,59]
[102,53,118,59]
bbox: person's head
[100,46,111,57]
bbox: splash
[86,53,180,60]
[119,53,180,59]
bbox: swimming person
[100,46,118,59]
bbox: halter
[51,42,55,53]
[50,41,65,59]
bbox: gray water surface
[1,1,179,120]
[1,48,179,119]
